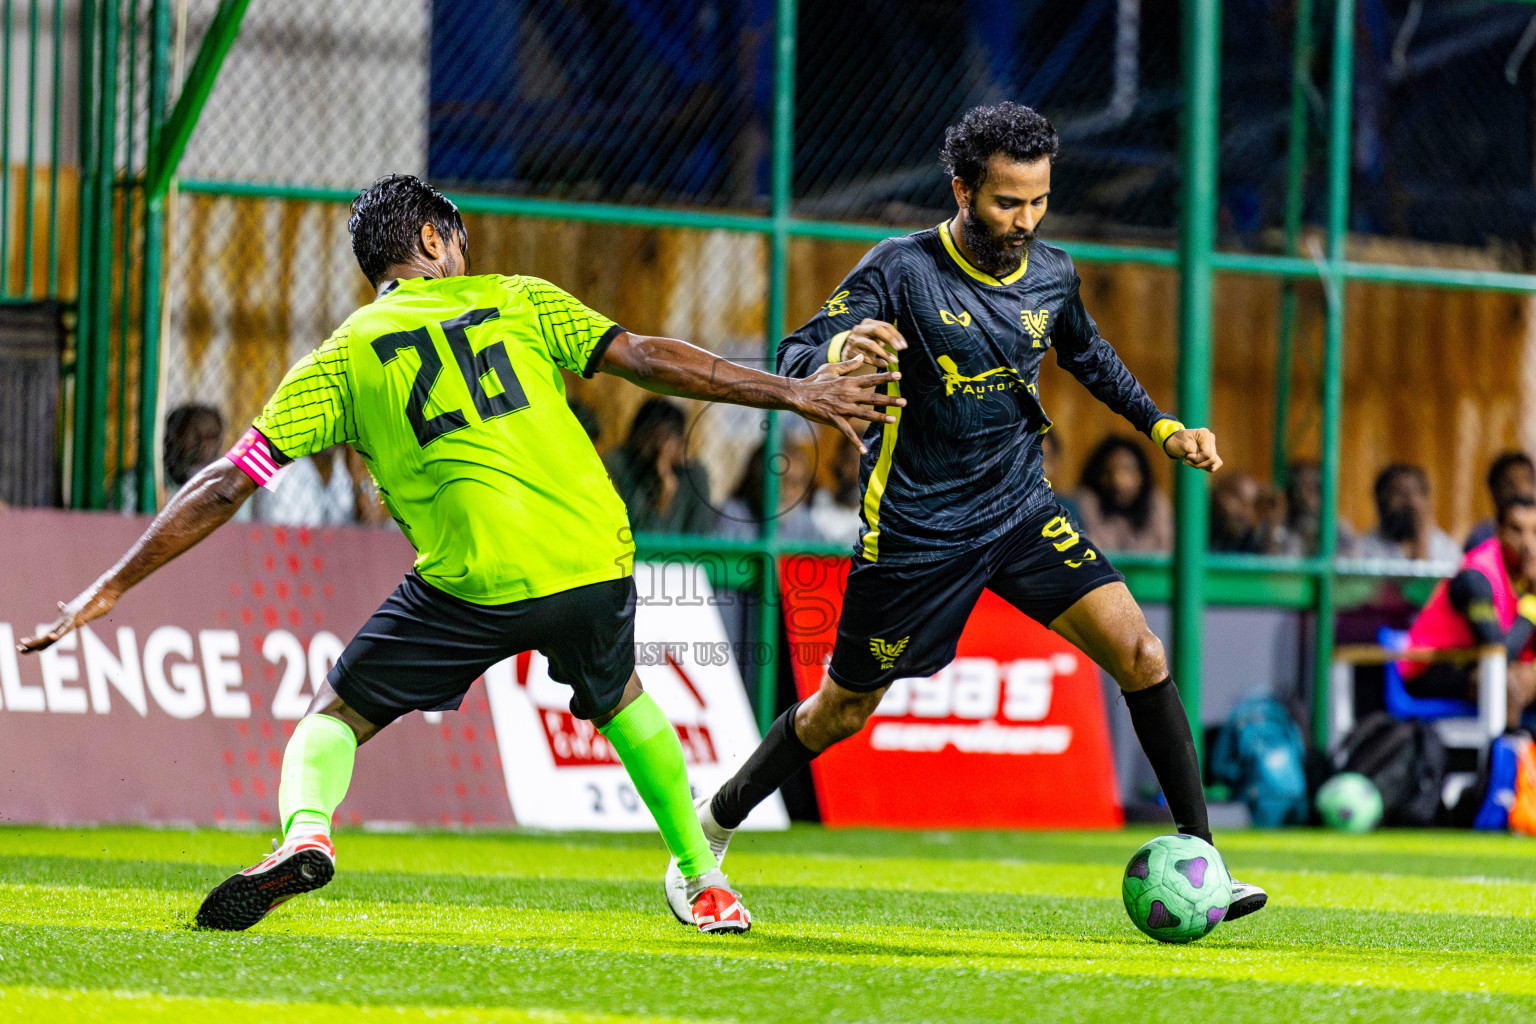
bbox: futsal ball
[1121,834,1233,943]
[1315,772,1383,833]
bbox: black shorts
[827,502,1123,692]
[329,573,636,727]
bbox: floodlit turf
[3,826,1535,1022]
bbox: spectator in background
[605,398,715,535]
[718,439,822,543]
[1273,459,1358,557]
[163,403,225,491]
[1041,430,1082,528]
[1465,452,1536,552]
[1209,470,1268,553]
[1356,463,1461,563]
[568,396,602,444]
[1073,435,1173,553]
[1400,495,1536,730]
[809,436,863,548]
[253,444,357,526]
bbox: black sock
[711,700,817,829]
[1123,677,1212,845]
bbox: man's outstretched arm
[17,460,256,653]
[1053,278,1222,473]
[598,332,904,452]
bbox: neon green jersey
[252,274,633,604]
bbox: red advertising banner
[779,555,1122,829]
[0,508,512,827]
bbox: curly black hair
[1080,435,1155,532]
[940,103,1059,192]
[348,173,468,286]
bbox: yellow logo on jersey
[1021,308,1052,347]
[939,308,972,327]
[824,290,852,317]
[936,354,1037,399]
[869,635,910,669]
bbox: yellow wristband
[1151,418,1186,452]
[827,330,851,363]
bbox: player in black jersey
[662,103,1268,924]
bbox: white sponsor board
[485,562,788,831]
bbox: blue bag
[1210,695,1310,827]
[1474,734,1522,831]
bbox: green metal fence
[12,0,1536,743]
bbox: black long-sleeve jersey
[778,224,1178,564]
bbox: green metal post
[1271,0,1313,487]
[2,0,14,295]
[115,0,140,507]
[1173,0,1222,752]
[47,0,63,295]
[1312,0,1354,750]
[755,0,797,734]
[22,0,40,295]
[139,0,170,513]
[72,0,101,508]
[85,0,120,509]
[145,0,249,200]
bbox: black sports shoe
[1226,877,1268,921]
[195,833,336,931]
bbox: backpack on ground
[1334,711,1447,826]
[1210,695,1310,827]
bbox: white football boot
[664,794,737,925]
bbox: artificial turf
[2,825,1534,1022]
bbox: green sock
[599,692,716,877]
[278,713,357,838]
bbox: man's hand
[840,319,907,372]
[17,460,255,655]
[1164,427,1222,473]
[790,357,905,452]
[17,584,121,653]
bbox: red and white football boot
[691,885,751,934]
[195,833,336,931]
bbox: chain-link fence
[12,0,1536,545]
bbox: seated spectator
[1273,459,1358,557]
[253,444,358,526]
[605,398,715,535]
[1073,435,1173,553]
[569,396,602,444]
[719,439,822,543]
[1209,470,1268,553]
[1356,463,1461,564]
[1400,496,1536,729]
[163,403,226,492]
[809,436,863,548]
[162,403,251,522]
[1465,452,1535,552]
[1041,430,1083,528]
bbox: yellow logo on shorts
[869,635,910,670]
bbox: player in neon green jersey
[18,174,902,935]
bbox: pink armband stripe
[226,428,282,488]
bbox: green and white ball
[1315,772,1383,833]
[1122,834,1233,943]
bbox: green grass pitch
[3,825,1535,1022]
